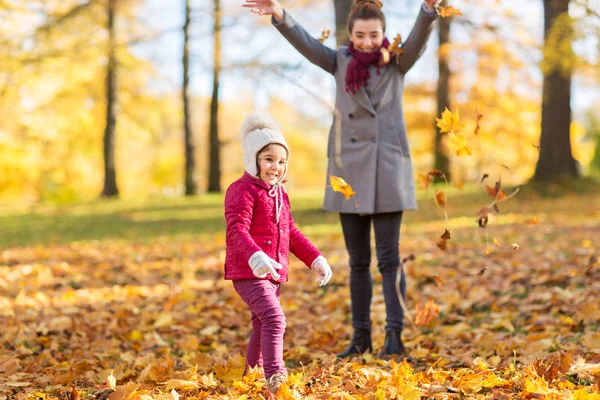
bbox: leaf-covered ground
[1,188,600,399]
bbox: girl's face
[349,19,384,53]
[257,144,288,185]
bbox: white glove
[311,256,332,286]
[249,251,283,280]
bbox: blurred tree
[183,0,198,195]
[101,0,120,197]
[208,0,222,193]
[434,0,452,181]
[534,0,579,180]
[333,0,351,47]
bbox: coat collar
[241,171,271,189]
[342,51,391,117]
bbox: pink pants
[233,279,287,379]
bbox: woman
[244,0,440,358]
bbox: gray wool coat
[273,8,437,214]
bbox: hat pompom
[240,112,280,140]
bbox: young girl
[243,0,440,358]
[224,112,333,394]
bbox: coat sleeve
[395,6,437,74]
[225,183,262,264]
[272,10,337,75]
[287,198,322,268]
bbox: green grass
[1,183,599,248]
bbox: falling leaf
[428,170,448,183]
[448,132,472,156]
[418,173,433,191]
[474,109,483,136]
[438,5,463,18]
[481,174,489,183]
[478,215,489,228]
[318,29,330,43]
[524,216,541,226]
[415,299,441,326]
[388,33,403,56]
[441,229,451,240]
[436,108,465,134]
[437,238,448,251]
[486,184,507,201]
[330,175,356,200]
[434,190,447,208]
[402,254,415,264]
[453,181,464,190]
[512,243,520,250]
[493,237,499,247]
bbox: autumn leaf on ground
[388,33,403,56]
[478,266,488,275]
[436,108,465,134]
[415,299,441,326]
[474,109,483,136]
[512,243,520,250]
[524,216,541,226]
[493,237,499,247]
[438,5,463,18]
[418,173,433,191]
[434,190,446,208]
[448,132,472,156]
[329,175,356,200]
[318,29,330,43]
[433,276,444,291]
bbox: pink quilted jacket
[224,172,321,282]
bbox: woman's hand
[243,0,285,23]
[423,0,442,10]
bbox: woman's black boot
[336,328,372,358]
[377,329,405,358]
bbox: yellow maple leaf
[318,29,330,43]
[388,34,404,56]
[436,107,465,134]
[415,299,440,327]
[330,175,356,200]
[448,132,472,156]
[438,5,463,18]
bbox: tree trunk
[434,0,451,180]
[207,0,221,193]
[101,0,119,197]
[534,0,578,180]
[183,0,197,195]
[333,0,352,47]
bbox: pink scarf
[345,38,390,94]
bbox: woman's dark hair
[347,0,386,34]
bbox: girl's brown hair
[347,0,386,34]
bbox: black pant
[339,212,405,331]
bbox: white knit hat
[240,112,290,179]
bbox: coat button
[348,113,354,119]
[350,138,357,143]
[267,240,272,245]
[371,138,376,143]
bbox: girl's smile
[258,144,288,185]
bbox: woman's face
[349,19,384,53]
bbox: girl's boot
[377,329,405,358]
[336,328,372,358]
